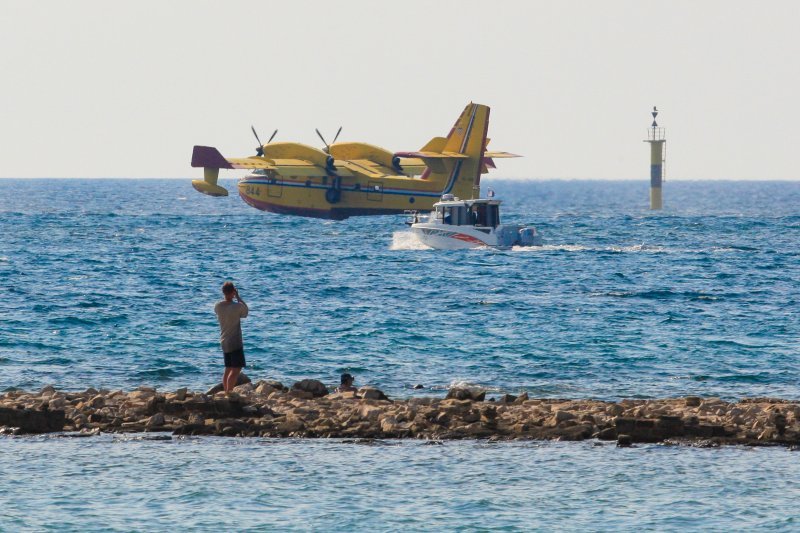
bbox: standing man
[214,281,249,393]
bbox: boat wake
[511,244,590,252]
[390,231,432,250]
[512,244,745,254]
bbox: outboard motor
[518,227,543,246]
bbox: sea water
[1,179,799,530]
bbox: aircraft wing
[192,145,341,176]
[335,159,389,179]
[226,157,273,169]
[270,159,353,177]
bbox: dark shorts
[223,348,246,368]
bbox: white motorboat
[407,194,543,250]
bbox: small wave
[674,373,773,384]
[76,301,106,309]
[717,373,773,383]
[715,245,757,252]
[592,289,717,301]
[32,357,74,366]
[164,318,191,327]
[135,365,201,380]
[317,286,350,297]
[390,231,431,250]
[703,338,773,349]
[47,316,97,326]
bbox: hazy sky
[1,1,798,180]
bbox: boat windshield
[466,203,500,227]
[437,203,501,226]
[440,205,468,225]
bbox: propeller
[315,126,342,154]
[251,126,278,156]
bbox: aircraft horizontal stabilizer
[484,151,521,158]
[393,151,468,159]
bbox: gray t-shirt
[214,300,249,353]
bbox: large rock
[615,416,690,442]
[358,387,389,401]
[254,380,286,395]
[685,396,702,407]
[263,380,287,392]
[146,412,165,428]
[233,383,255,394]
[291,379,329,398]
[446,387,485,402]
[0,406,66,434]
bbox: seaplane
[190,103,519,220]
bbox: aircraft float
[190,102,518,220]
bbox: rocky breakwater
[2,383,800,447]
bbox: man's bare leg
[227,367,242,393]
[223,367,232,393]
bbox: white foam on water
[607,244,668,253]
[514,244,672,253]
[390,231,431,250]
[512,244,589,252]
[446,380,501,393]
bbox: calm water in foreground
[1,436,799,531]
[1,178,799,530]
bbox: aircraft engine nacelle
[325,155,336,172]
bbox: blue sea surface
[1,178,799,530]
[1,179,798,399]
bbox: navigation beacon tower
[645,106,666,209]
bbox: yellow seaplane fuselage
[191,103,518,220]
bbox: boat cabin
[432,197,502,228]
